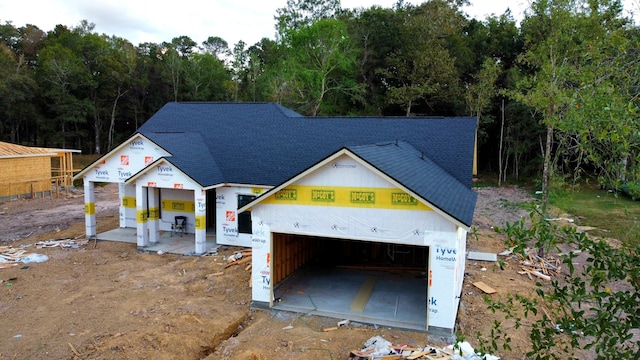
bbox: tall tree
[162,36,196,102]
[275,0,341,35]
[229,40,248,101]
[512,0,586,204]
[464,57,501,177]
[345,5,404,114]
[0,23,39,143]
[103,36,138,152]
[37,41,91,148]
[183,52,230,101]
[514,0,633,204]
[202,36,229,58]
[283,18,360,115]
[376,0,463,116]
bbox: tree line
[1,0,639,196]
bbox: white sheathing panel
[423,230,465,330]
[84,136,169,183]
[252,205,453,245]
[136,161,200,191]
[119,183,137,228]
[251,217,271,303]
[216,186,265,247]
[296,156,394,188]
[454,227,468,318]
[252,154,454,243]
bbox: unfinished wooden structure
[0,141,79,200]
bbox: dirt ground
[0,183,548,360]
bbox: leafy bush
[477,209,640,359]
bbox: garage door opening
[271,233,430,331]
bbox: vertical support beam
[118,183,126,228]
[194,189,207,254]
[136,184,149,248]
[83,179,96,238]
[148,187,160,244]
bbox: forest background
[2,0,640,199]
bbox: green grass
[548,185,640,246]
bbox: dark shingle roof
[346,141,477,226]
[137,102,477,226]
[138,102,477,188]
[143,132,224,186]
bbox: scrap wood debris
[517,251,561,281]
[224,249,252,268]
[504,248,561,281]
[348,337,500,360]
[35,238,89,249]
[1,238,88,268]
[0,246,29,267]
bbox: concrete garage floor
[97,228,219,255]
[272,266,428,331]
[97,229,428,330]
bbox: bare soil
[0,183,545,360]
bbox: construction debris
[348,337,501,360]
[515,250,561,281]
[1,238,89,268]
[472,281,497,294]
[224,249,252,268]
[35,238,89,249]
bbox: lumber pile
[517,251,561,281]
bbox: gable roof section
[240,142,477,228]
[125,157,203,189]
[347,141,477,227]
[143,132,224,186]
[138,102,477,189]
[73,133,170,180]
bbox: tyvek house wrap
[248,154,467,331]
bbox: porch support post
[83,179,96,238]
[118,183,126,227]
[194,189,207,254]
[136,185,149,248]
[148,187,160,244]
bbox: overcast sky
[1,0,637,47]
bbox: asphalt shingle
[137,102,478,226]
[347,141,477,226]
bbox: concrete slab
[272,266,428,331]
[97,228,220,255]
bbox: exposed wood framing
[0,142,78,199]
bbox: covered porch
[97,228,219,255]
